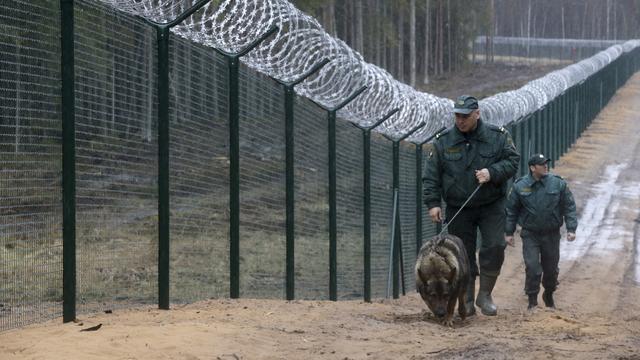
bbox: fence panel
[238,67,286,298]
[399,142,417,292]
[370,135,393,298]
[293,97,329,299]
[168,36,229,302]
[74,0,158,314]
[336,119,364,300]
[0,0,63,331]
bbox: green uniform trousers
[521,228,561,295]
[445,198,507,278]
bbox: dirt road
[2,75,640,359]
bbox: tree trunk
[437,0,444,74]
[605,0,611,40]
[397,7,405,82]
[355,0,364,53]
[323,2,336,36]
[410,0,416,86]
[446,0,451,72]
[561,5,565,40]
[490,0,495,63]
[581,1,588,39]
[526,0,531,57]
[423,0,430,84]
[382,1,388,69]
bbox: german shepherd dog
[415,234,470,326]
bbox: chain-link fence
[1,0,640,332]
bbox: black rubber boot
[465,277,476,316]
[542,290,555,308]
[476,274,498,316]
[527,293,538,310]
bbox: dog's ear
[436,235,446,247]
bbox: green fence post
[310,86,368,301]
[554,95,560,164]
[582,79,588,134]
[574,84,580,145]
[561,93,565,156]
[61,0,76,323]
[210,26,278,299]
[354,109,399,302]
[514,119,521,176]
[598,79,603,120]
[273,59,329,301]
[156,25,171,310]
[522,115,528,170]
[548,101,554,165]
[510,120,519,170]
[520,115,528,176]
[142,0,216,309]
[552,99,557,164]
[537,106,545,155]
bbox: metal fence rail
[1,0,640,332]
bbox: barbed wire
[98,0,640,142]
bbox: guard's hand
[475,168,491,184]
[429,207,442,223]
[505,235,515,247]
[567,232,576,242]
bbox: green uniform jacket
[505,173,578,235]
[423,119,520,209]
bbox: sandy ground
[2,75,640,359]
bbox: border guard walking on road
[423,95,520,316]
[504,153,578,309]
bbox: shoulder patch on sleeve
[552,174,564,180]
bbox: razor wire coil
[96,0,640,141]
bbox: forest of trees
[291,0,640,86]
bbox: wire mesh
[399,142,417,292]
[0,0,63,331]
[238,65,286,299]
[74,0,158,314]
[335,119,364,300]
[420,147,439,244]
[369,134,393,298]
[168,35,229,303]
[293,96,328,300]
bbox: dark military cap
[528,153,550,166]
[453,95,479,114]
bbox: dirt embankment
[2,75,640,360]
[419,62,565,100]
